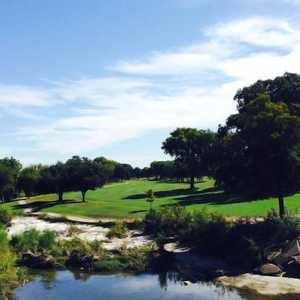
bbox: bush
[11,229,57,253]
[58,237,92,256]
[144,206,192,236]
[107,222,128,239]
[0,226,20,299]
[94,258,126,272]
[94,246,153,273]
[0,207,13,226]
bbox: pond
[12,270,291,300]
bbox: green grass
[7,179,300,218]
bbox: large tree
[215,75,300,218]
[66,156,105,202]
[38,162,69,202]
[0,165,14,202]
[162,128,216,189]
[17,165,42,198]
[0,157,22,200]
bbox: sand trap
[8,216,151,251]
[217,273,300,296]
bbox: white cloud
[3,16,300,165]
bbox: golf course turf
[10,179,300,218]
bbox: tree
[150,161,177,181]
[94,157,118,182]
[146,189,155,210]
[114,163,134,181]
[0,157,22,200]
[0,165,14,202]
[38,162,69,202]
[162,128,216,189]
[66,156,105,202]
[215,92,300,218]
[17,165,42,198]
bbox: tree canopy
[162,128,216,189]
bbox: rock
[217,273,300,296]
[163,242,190,254]
[259,263,282,276]
[21,251,56,269]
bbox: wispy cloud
[3,16,300,164]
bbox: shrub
[0,207,13,226]
[107,222,128,239]
[11,229,57,253]
[0,226,19,299]
[94,246,153,273]
[58,237,93,256]
[94,258,126,272]
[144,206,192,236]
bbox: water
[12,270,282,300]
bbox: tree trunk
[81,190,87,202]
[278,194,285,219]
[58,191,63,202]
[190,176,195,190]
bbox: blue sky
[1,0,300,167]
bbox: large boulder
[21,251,56,269]
[259,263,282,276]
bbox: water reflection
[12,270,300,300]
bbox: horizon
[2,0,300,167]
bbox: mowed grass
[9,179,300,218]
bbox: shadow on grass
[14,199,81,213]
[129,209,148,214]
[164,191,254,208]
[125,184,254,208]
[124,186,220,200]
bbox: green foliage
[144,206,300,269]
[144,206,192,236]
[0,226,20,299]
[107,222,128,239]
[162,128,216,189]
[146,189,155,210]
[17,165,42,198]
[94,258,126,272]
[94,246,152,273]
[214,73,300,217]
[0,207,13,225]
[11,229,56,253]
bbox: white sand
[8,216,151,251]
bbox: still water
[12,270,290,300]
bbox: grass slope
[10,179,300,218]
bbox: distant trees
[213,73,300,218]
[113,164,134,181]
[162,128,216,189]
[10,156,138,202]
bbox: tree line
[0,156,145,202]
